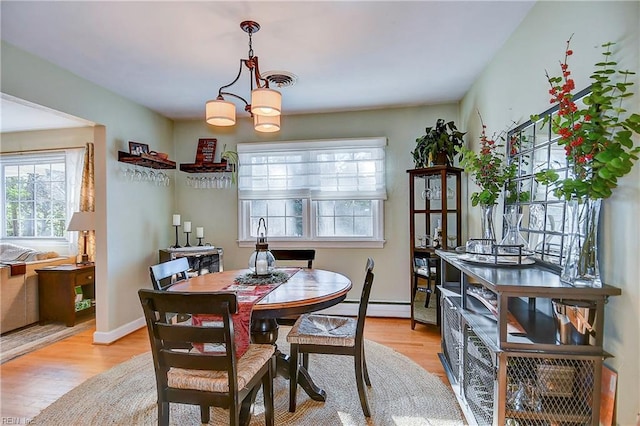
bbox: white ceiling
[0,1,535,132]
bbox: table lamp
[67,211,95,265]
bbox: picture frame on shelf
[129,141,150,156]
[195,138,217,164]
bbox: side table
[36,264,95,327]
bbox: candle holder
[184,231,192,247]
[172,225,181,248]
[197,237,203,246]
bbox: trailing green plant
[412,119,466,167]
[220,144,239,184]
[534,36,640,200]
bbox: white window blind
[237,138,387,200]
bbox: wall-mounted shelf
[118,151,176,169]
[179,160,234,173]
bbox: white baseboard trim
[92,303,411,344]
[93,317,145,345]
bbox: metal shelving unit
[436,250,621,425]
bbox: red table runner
[192,268,299,357]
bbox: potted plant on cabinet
[411,119,466,168]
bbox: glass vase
[480,204,496,243]
[499,205,529,254]
[561,198,602,287]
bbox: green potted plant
[411,119,466,167]
[220,144,239,184]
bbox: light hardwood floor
[0,317,445,421]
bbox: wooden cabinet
[437,250,621,425]
[407,166,462,328]
[36,264,95,327]
[159,247,223,276]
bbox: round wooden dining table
[168,267,352,403]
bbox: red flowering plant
[457,112,521,206]
[535,36,640,200]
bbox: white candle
[256,258,268,275]
[196,227,204,238]
[172,214,181,226]
[183,221,191,233]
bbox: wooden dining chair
[413,253,438,308]
[138,289,275,426]
[270,249,316,269]
[271,249,316,326]
[286,258,375,417]
[149,257,189,291]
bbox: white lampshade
[254,114,281,133]
[206,99,236,126]
[67,211,95,231]
[251,88,281,116]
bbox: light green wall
[0,126,93,152]
[460,2,640,422]
[3,1,639,418]
[173,105,459,303]
[1,41,176,333]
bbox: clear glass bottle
[499,205,528,254]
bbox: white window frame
[0,149,83,248]
[237,137,387,248]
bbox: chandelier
[205,21,281,133]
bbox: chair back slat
[356,258,375,340]
[271,249,315,269]
[156,322,229,344]
[146,291,238,315]
[161,350,232,371]
[149,257,190,290]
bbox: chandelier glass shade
[253,113,281,133]
[206,21,282,133]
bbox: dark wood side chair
[270,249,316,269]
[413,253,438,308]
[149,257,189,291]
[271,249,316,326]
[138,289,275,426]
[286,258,375,417]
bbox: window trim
[237,137,387,248]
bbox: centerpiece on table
[456,112,524,253]
[535,36,640,287]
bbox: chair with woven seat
[271,249,316,326]
[413,253,438,308]
[286,257,375,417]
[149,257,190,291]
[138,289,275,426]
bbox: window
[238,138,386,247]
[1,151,76,239]
[505,87,591,267]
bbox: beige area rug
[31,331,465,425]
[413,289,438,324]
[0,316,95,364]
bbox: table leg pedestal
[250,318,327,401]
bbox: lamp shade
[67,211,95,231]
[251,88,281,116]
[206,99,236,126]
[254,113,281,133]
